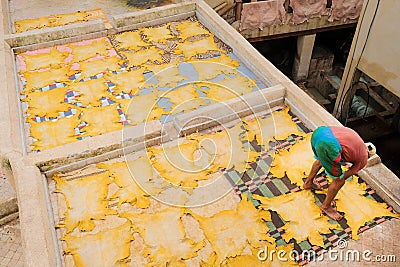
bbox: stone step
[0,172,18,225]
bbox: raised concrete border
[359,163,400,212]
[0,1,398,266]
[4,19,106,48]
[113,2,196,29]
[0,197,18,223]
[25,120,163,172]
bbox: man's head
[311,126,344,179]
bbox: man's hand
[303,160,323,189]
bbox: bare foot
[320,205,343,220]
[303,181,322,190]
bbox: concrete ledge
[285,82,341,129]
[359,164,400,213]
[174,85,285,136]
[113,2,196,28]
[366,154,381,167]
[0,196,18,219]
[117,11,195,33]
[4,19,106,48]
[0,212,18,226]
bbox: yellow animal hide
[140,23,173,44]
[104,69,145,95]
[20,47,68,71]
[244,107,306,146]
[52,11,88,26]
[54,172,116,232]
[117,90,164,125]
[335,177,400,240]
[148,139,216,191]
[175,36,223,59]
[29,115,79,150]
[190,54,240,81]
[175,20,211,41]
[22,66,70,92]
[254,190,340,248]
[97,157,163,209]
[145,61,188,88]
[114,31,149,51]
[23,87,70,118]
[121,207,205,266]
[68,77,110,107]
[69,38,112,62]
[193,123,260,173]
[78,56,122,78]
[190,195,273,265]
[62,221,133,267]
[122,47,164,67]
[198,74,256,102]
[269,134,314,186]
[165,84,198,107]
[80,105,122,136]
[15,17,52,33]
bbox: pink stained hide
[329,0,363,22]
[290,0,329,24]
[240,0,286,31]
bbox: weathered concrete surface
[113,1,195,29]
[360,163,400,213]
[5,19,106,48]
[0,177,18,222]
[8,152,56,267]
[0,219,25,267]
[9,0,181,22]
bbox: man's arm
[303,160,323,189]
[307,160,322,180]
[342,159,367,180]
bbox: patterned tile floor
[0,168,24,267]
[0,176,15,201]
[0,219,24,267]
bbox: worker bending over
[303,126,368,220]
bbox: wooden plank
[247,23,357,42]
[237,13,357,41]
[360,86,396,112]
